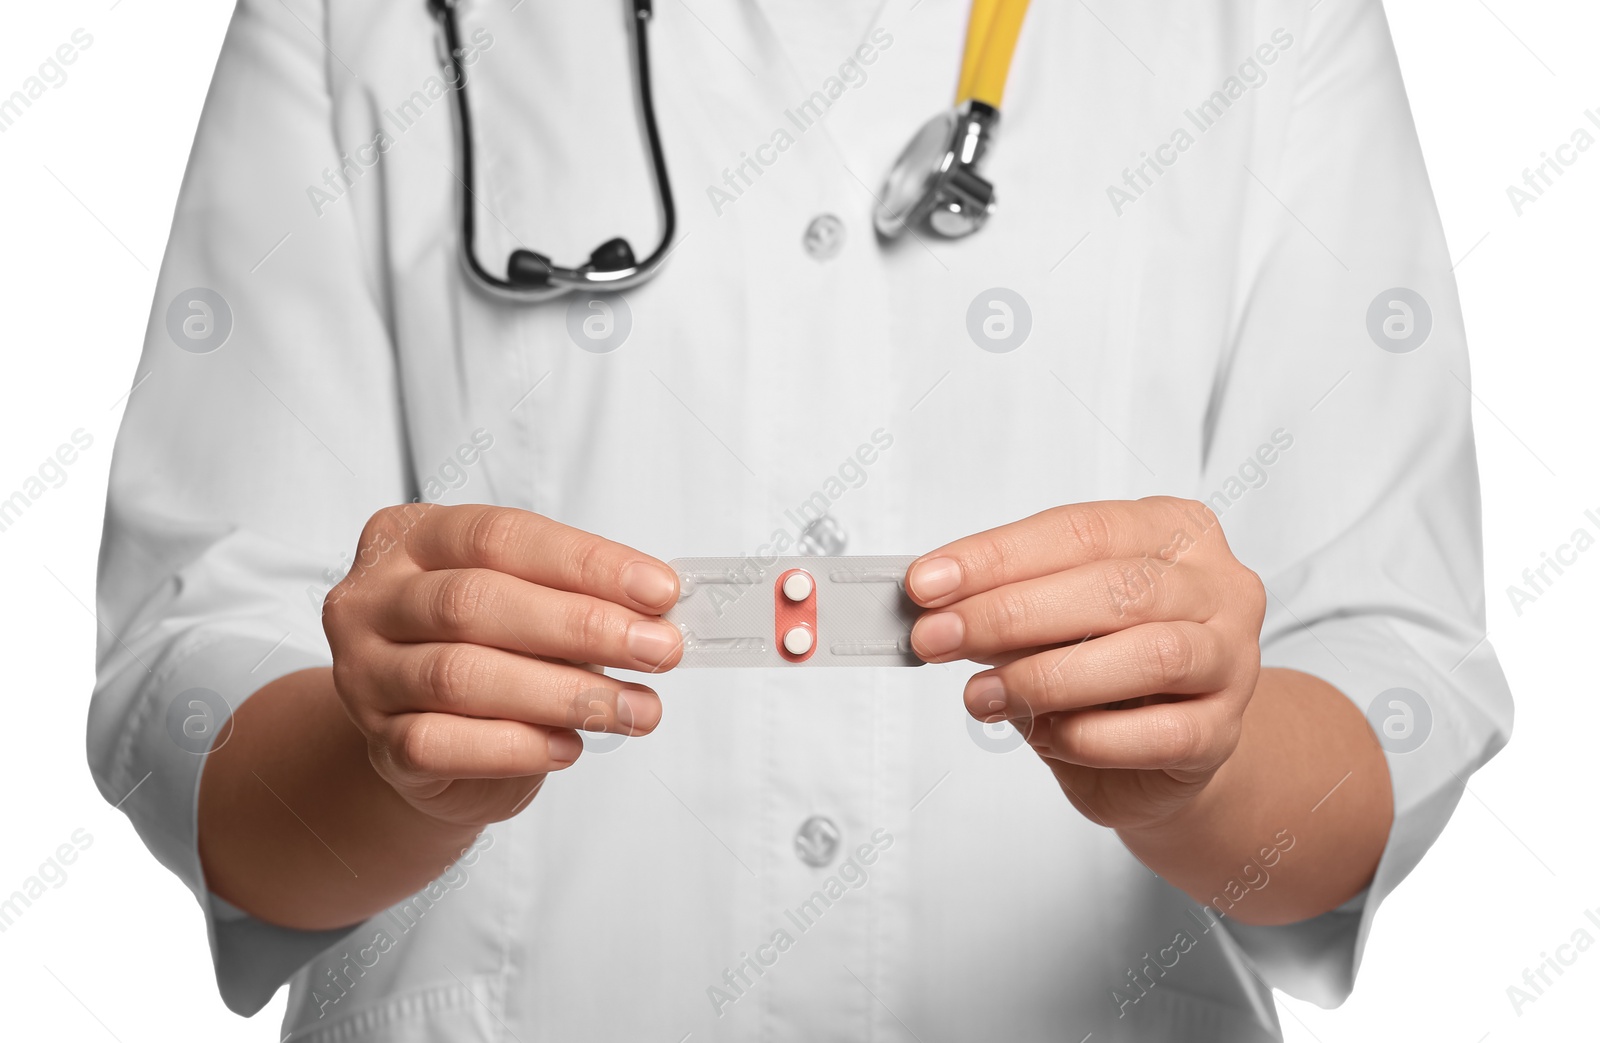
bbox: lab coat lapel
[741,0,902,169]
[739,0,974,208]
[748,0,891,86]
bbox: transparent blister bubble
[665,556,924,668]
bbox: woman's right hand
[322,504,682,830]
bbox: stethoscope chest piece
[873,0,1031,241]
[874,101,999,240]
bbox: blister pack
[665,556,924,668]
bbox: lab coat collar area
[90,0,1509,1040]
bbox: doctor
[89,0,1511,1040]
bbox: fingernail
[615,686,659,735]
[622,561,677,609]
[628,619,681,668]
[548,730,582,766]
[908,557,962,601]
[967,674,1008,720]
[913,612,964,658]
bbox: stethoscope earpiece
[505,238,637,288]
[507,250,553,288]
[587,238,638,273]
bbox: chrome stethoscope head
[874,0,1031,241]
[873,100,1000,240]
[427,0,677,302]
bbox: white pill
[783,626,814,656]
[782,571,814,602]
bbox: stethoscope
[428,0,676,302]
[428,0,1032,302]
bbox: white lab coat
[88,0,1512,1039]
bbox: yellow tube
[955,0,1001,104]
[956,0,1033,109]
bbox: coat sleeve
[86,0,411,1015]
[1194,0,1514,1007]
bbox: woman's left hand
[906,497,1267,831]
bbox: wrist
[1112,764,1229,847]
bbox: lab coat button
[802,214,846,261]
[794,815,841,867]
[798,514,848,556]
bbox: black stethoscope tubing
[428,0,678,301]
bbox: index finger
[904,497,1215,607]
[404,504,680,613]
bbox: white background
[0,0,1595,1039]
